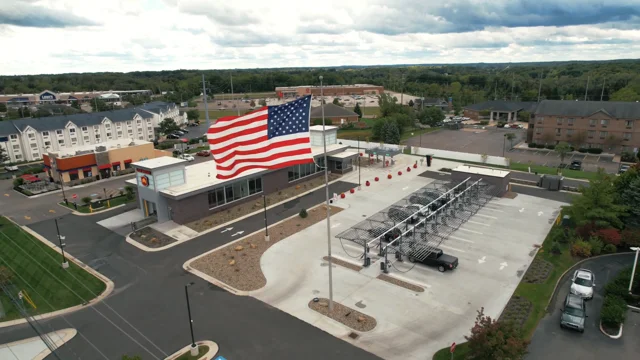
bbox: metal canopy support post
[320,76,334,311]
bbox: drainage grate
[348,332,359,340]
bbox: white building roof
[309,125,338,131]
[328,150,358,159]
[453,165,510,178]
[50,139,151,157]
[133,156,185,170]
[98,93,120,99]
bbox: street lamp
[54,218,69,269]
[629,247,640,294]
[184,282,198,356]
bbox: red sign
[136,168,152,175]
[72,194,77,199]
[450,342,456,353]
[140,175,150,187]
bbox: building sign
[40,91,56,101]
[140,175,150,187]
[136,168,152,175]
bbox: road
[527,254,639,360]
[0,181,383,360]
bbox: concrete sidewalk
[0,328,76,360]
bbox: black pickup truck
[408,248,459,272]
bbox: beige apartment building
[530,100,639,153]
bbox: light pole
[629,247,640,294]
[263,195,269,242]
[320,75,334,311]
[357,136,361,189]
[54,218,69,269]
[185,282,198,356]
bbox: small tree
[159,118,180,135]
[0,102,7,112]
[258,99,267,106]
[249,100,256,107]
[417,107,444,126]
[465,307,529,360]
[81,196,92,205]
[353,103,363,118]
[186,109,200,121]
[505,133,516,149]
[408,99,414,107]
[332,98,342,106]
[555,142,572,164]
[70,101,80,110]
[0,266,12,285]
[12,178,24,187]
[517,111,530,122]
[299,208,308,218]
[573,131,587,149]
[453,103,462,116]
[125,185,135,200]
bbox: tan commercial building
[530,100,639,153]
[275,84,384,98]
[43,138,157,184]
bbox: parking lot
[232,154,566,360]
[404,128,619,173]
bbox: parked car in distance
[179,128,189,133]
[570,269,595,299]
[178,154,195,162]
[196,150,211,157]
[408,248,458,272]
[560,294,586,332]
[166,133,180,139]
[4,165,19,171]
[619,164,630,174]
[569,160,582,171]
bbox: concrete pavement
[527,253,639,360]
[0,328,76,360]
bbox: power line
[0,229,166,359]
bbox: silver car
[560,294,587,332]
[570,269,596,299]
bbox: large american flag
[207,95,314,180]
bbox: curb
[183,203,328,296]
[164,340,219,360]
[0,221,115,329]
[599,321,623,339]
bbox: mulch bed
[502,191,518,199]
[191,205,342,291]
[499,295,532,328]
[186,174,341,232]
[377,274,425,293]
[129,227,177,248]
[308,297,377,332]
[323,256,363,272]
[523,258,554,284]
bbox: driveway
[527,254,639,360]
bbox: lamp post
[357,136,361,189]
[54,218,69,269]
[263,195,269,241]
[320,75,334,311]
[629,247,640,294]
[184,282,198,356]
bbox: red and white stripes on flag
[207,96,314,180]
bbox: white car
[4,165,18,172]
[178,154,195,162]
[570,269,595,299]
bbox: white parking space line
[467,220,490,227]
[474,213,499,219]
[439,244,466,253]
[449,235,475,243]
[457,228,483,235]
[385,273,432,289]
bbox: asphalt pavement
[526,253,639,360]
[0,180,382,360]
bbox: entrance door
[143,200,157,217]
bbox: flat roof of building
[133,156,185,170]
[309,125,338,131]
[453,165,510,178]
[328,150,359,159]
[50,138,151,157]
[159,143,349,197]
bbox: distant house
[309,104,359,125]
[463,100,538,122]
[414,98,449,111]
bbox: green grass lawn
[362,107,380,117]
[0,216,106,322]
[175,345,209,360]
[199,110,243,120]
[59,195,135,214]
[186,146,209,154]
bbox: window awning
[112,161,121,166]
[68,170,78,174]
[98,164,111,170]
[124,159,132,164]
[82,167,92,172]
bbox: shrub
[12,178,24,187]
[576,223,596,240]
[312,118,332,126]
[597,228,622,246]
[569,147,575,152]
[571,239,592,257]
[536,144,546,149]
[81,196,92,205]
[578,148,588,153]
[0,266,13,285]
[602,244,617,254]
[621,151,638,163]
[299,209,308,218]
[587,148,603,154]
[545,144,556,150]
[600,295,627,327]
[588,236,604,256]
[479,120,489,125]
[621,229,640,247]
[528,142,537,148]
[549,227,568,244]
[551,242,562,254]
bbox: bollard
[387,174,392,179]
[340,193,346,199]
[366,180,371,186]
[350,188,355,194]
[398,171,402,176]
[375,177,380,181]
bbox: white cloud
[0,0,639,75]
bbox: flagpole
[202,74,210,130]
[320,75,334,311]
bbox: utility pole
[54,218,69,269]
[202,74,210,130]
[537,72,543,103]
[319,75,334,311]
[184,282,198,356]
[231,73,239,116]
[600,78,606,101]
[584,75,590,101]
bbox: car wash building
[128,125,358,224]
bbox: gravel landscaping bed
[523,258,554,284]
[323,256,363,272]
[308,297,377,332]
[130,227,177,248]
[186,174,341,232]
[498,295,532,328]
[191,205,342,291]
[377,274,425,293]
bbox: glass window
[555,128,561,136]
[83,169,92,178]
[600,131,608,139]
[588,130,595,138]
[336,161,343,170]
[535,128,542,134]
[10,134,17,140]
[589,119,597,126]
[105,123,111,129]
[82,126,88,131]
[42,131,49,136]
[225,185,234,203]
[28,133,35,139]
[624,133,632,140]
[625,120,633,128]
[601,119,609,126]
[84,136,90,141]
[556,118,563,125]
[58,139,64,144]
[56,129,63,135]
[15,154,21,159]
[12,144,20,150]
[69,128,76,133]
[69,172,79,181]
[567,118,575,125]
[30,143,38,148]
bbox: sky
[1,0,640,75]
